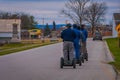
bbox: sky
[0,0,120,25]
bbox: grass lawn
[0,38,62,56]
[105,38,120,72]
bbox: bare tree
[61,0,90,25]
[84,2,107,34]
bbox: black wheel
[60,57,64,68]
[79,58,82,66]
[81,54,84,63]
[84,53,88,61]
[73,58,76,68]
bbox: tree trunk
[91,23,95,35]
[80,17,82,26]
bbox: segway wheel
[86,53,88,61]
[73,58,76,68]
[60,57,64,68]
[79,58,82,66]
[81,55,84,63]
[84,53,88,61]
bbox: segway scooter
[80,43,85,63]
[60,51,76,69]
[81,53,85,63]
[83,52,88,61]
[75,48,83,66]
[76,54,82,66]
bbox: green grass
[105,38,120,72]
[0,41,58,56]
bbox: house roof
[113,13,120,26]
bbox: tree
[84,2,107,34]
[29,16,38,29]
[52,21,56,31]
[20,13,37,29]
[61,0,90,25]
[0,11,37,30]
[44,23,51,36]
[0,12,11,19]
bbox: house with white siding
[0,19,21,43]
[112,13,120,37]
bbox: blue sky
[0,0,120,24]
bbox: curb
[104,40,120,80]
[112,65,120,80]
[117,72,120,80]
[104,41,114,62]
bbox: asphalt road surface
[0,38,116,80]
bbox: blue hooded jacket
[72,24,85,43]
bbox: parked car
[93,31,102,41]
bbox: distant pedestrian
[61,23,76,63]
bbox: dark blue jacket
[73,28,81,43]
[80,29,88,41]
[61,28,76,42]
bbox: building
[0,19,21,43]
[112,13,120,37]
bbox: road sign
[116,24,120,32]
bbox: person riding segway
[60,23,76,68]
[80,24,88,61]
[73,24,85,66]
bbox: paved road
[0,38,116,80]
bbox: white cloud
[0,1,68,24]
